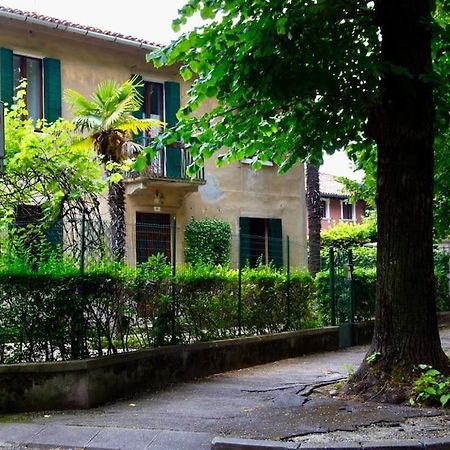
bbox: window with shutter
[0,48,13,106]
[239,217,283,268]
[43,58,61,122]
[164,81,182,178]
[13,54,43,121]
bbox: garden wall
[0,324,374,413]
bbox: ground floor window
[135,212,171,264]
[239,217,283,268]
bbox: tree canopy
[149,0,381,170]
[150,0,450,390]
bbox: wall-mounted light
[154,190,164,206]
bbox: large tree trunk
[350,0,450,398]
[108,180,126,261]
[306,163,321,276]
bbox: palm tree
[65,77,158,261]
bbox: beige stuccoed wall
[184,158,307,267]
[0,19,307,268]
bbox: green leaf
[425,387,437,395]
[110,172,123,183]
[441,394,450,407]
[200,6,215,20]
[181,66,193,81]
[276,17,288,35]
[172,20,181,33]
[134,154,147,172]
[205,85,218,98]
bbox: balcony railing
[124,137,205,183]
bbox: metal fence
[0,216,312,362]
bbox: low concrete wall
[1,314,449,414]
[0,325,370,413]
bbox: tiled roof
[319,172,349,198]
[0,4,163,49]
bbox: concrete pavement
[0,328,449,450]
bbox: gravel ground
[292,414,450,444]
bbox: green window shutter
[46,218,63,250]
[268,218,283,268]
[43,58,62,122]
[164,81,182,178]
[131,74,144,144]
[132,74,144,119]
[0,48,14,106]
[239,217,251,268]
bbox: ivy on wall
[184,218,232,266]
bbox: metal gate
[329,247,355,326]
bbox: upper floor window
[341,200,355,221]
[320,198,330,219]
[143,81,164,138]
[13,54,43,122]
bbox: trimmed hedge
[315,267,376,325]
[0,264,317,363]
[316,249,450,325]
[321,218,377,249]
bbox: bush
[435,250,450,312]
[321,216,377,249]
[321,246,377,271]
[315,267,376,324]
[317,248,449,325]
[0,257,319,363]
[184,218,232,266]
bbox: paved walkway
[1,328,449,450]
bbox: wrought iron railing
[124,136,205,182]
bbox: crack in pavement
[280,418,403,440]
[296,377,346,396]
[241,383,305,393]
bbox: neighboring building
[0,5,307,268]
[319,173,366,230]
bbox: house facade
[319,173,366,230]
[0,5,307,268]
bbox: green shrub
[321,246,377,271]
[184,218,232,266]
[0,258,319,363]
[435,250,450,312]
[411,365,450,407]
[315,267,376,324]
[321,217,377,249]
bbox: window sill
[241,158,274,167]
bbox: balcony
[124,141,205,195]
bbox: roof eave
[0,10,159,51]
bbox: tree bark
[306,163,321,276]
[351,0,450,396]
[108,180,126,262]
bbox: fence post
[79,208,86,275]
[286,235,291,330]
[329,247,336,326]
[75,209,88,358]
[348,248,355,324]
[171,216,177,344]
[238,240,243,337]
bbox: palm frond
[118,118,162,134]
[71,134,95,151]
[64,89,96,116]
